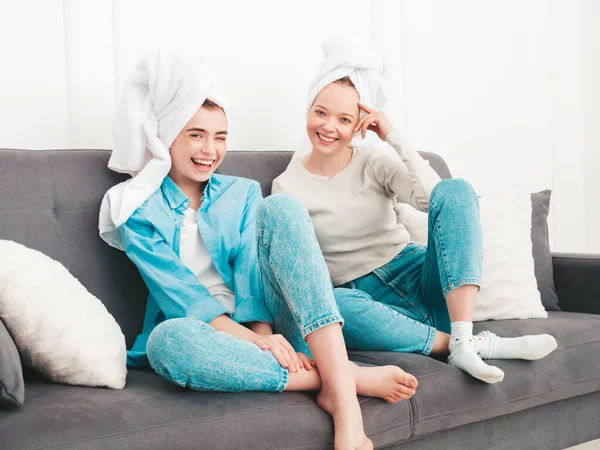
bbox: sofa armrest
[552,252,600,315]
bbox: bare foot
[316,387,373,450]
[352,363,418,403]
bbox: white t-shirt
[179,207,236,313]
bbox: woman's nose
[201,140,215,154]
[322,119,336,132]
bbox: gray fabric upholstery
[553,252,600,315]
[352,312,600,436]
[0,366,410,450]
[350,312,600,438]
[1,148,599,449]
[386,391,600,450]
[0,319,24,408]
[531,190,560,310]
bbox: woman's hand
[253,334,303,372]
[355,102,393,141]
[297,352,316,370]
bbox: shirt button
[175,219,180,225]
[183,201,189,207]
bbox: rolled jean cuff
[422,326,437,356]
[300,313,344,338]
[442,277,482,297]
[275,366,289,392]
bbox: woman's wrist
[249,321,273,337]
[210,315,259,342]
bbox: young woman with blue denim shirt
[101,53,419,450]
[273,74,558,385]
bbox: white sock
[447,321,504,384]
[475,331,558,360]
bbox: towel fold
[291,38,395,166]
[99,52,228,250]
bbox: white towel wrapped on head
[99,52,228,250]
[291,38,396,166]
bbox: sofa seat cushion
[350,311,600,438]
[0,366,411,450]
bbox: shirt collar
[160,175,214,210]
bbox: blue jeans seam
[343,288,435,354]
[429,196,441,215]
[371,263,429,322]
[301,313,344,338]
[373,264,392,281]
[386,279,429,323]
[433,212,453,295]
[442,277,482,297]
[263,251,305,329]
[423,326,437,355]
[276,366,289,392]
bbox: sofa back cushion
[0,149,451,346]
[217,150,452,198]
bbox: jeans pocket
[372,271,429,323]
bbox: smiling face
[307,81,360,157]
[168,102,228,190]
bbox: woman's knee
[257,194,309,224]
[333,288,372,312]
[147,318,211,369]
[431,179,477,207]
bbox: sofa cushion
[350,311,600,438]
[0,367,410,450]
[531,190,560,311]
[0,240,127,389]
[0,318,24,408]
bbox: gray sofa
[1,148,599,450]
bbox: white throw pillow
[0,240,127,389]
[396,195,548,321]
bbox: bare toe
[403,373,418,389]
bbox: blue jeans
[339,179,482,355]
[146,194,343,393]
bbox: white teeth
[191,158,214,166]
[318,133,336,143]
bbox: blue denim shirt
[121,174,273,367]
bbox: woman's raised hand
[355,102,393,141]
[253,333,304,372]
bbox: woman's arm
[248,321,274,336]
[380,130,441,211]
[210,315,261,341]
[356,103,441,212]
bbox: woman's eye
[341,117,350,124]
[191,133,202,138]
[216,137,226,142]
[315,110,325,116]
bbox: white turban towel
[98,53,228,250]
[290,38,397,166]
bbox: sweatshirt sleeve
[368,130,442,212]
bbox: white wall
[0,0,598,253]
